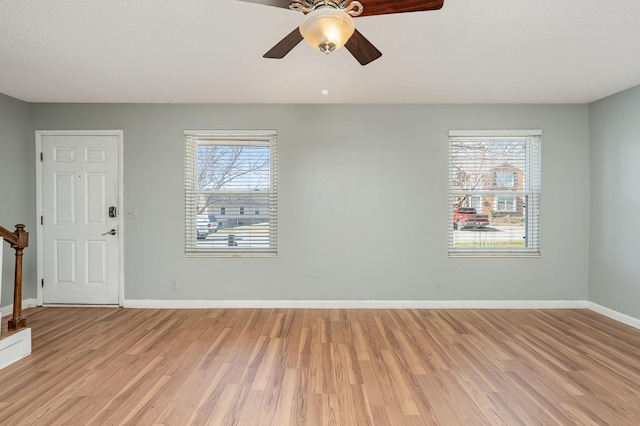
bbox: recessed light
[321,89,329,95]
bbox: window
[495,172,516,187]
[495,196,517,212]
[449,130,541,256]
[470,196,483,211]
[185,130,277,256]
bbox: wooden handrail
[0,224,29,331]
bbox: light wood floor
[1,307,640,425]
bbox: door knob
[102,229,117,236]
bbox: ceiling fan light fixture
[299,8,355,54]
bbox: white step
[0,328,31,370]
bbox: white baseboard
[14,298,634,330]
[123,299,588,310]
[123,299,638,330]
[0,298,38,319]
[0,328,31,370]
[587,302,640,330]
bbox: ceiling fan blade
[238,0,444,16]
[237,0,291,9]
[358,0,444,17]
[263,28,304,59]
[344,29,382,66]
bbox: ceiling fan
[239,0,445,65]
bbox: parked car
[453,207,489,230]
[197,214,219,239]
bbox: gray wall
[26,103,590,302]
[0,94,35,308]
[589,85,640,319]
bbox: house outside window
[184,130,277,256]
[449,130,541,256]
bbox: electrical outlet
[126,209,138,219]
[436,281,442,291]
[171,280,178,290]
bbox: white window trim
[184,130,277,257]
[448,130,541,258]
[449,129,542,137]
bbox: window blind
[185,130,277,256]
[448,130,541,257]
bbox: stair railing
[0,224,29,331]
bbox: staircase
[0,224,31,370]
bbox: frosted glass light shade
[299,8,355,54]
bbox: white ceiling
[1,0,639,104]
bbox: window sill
[449,251,540,258]
[185,252,277,258]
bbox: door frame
[35,130,124,306]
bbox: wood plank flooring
[1,307,640,425]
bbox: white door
[41,132,121,304]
